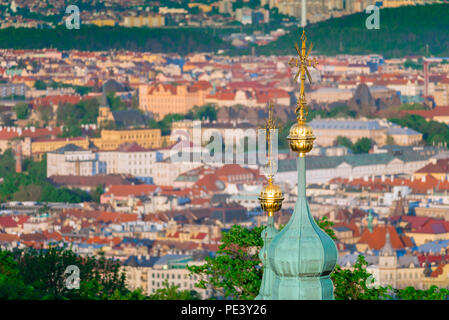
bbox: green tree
[106,92,126,111]
[148,280,201,300]
[353,137,373,154]
[389,114,449,146]
[91,184,104,203]
[34,80,47,90]
[0,246,147,300]
[14,102,29,120]
[336,136,353,149]
[37,105,53,124]
[332,255,389,300]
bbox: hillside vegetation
[0,26,227,54]
[255,4,449,57]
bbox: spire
[265,30,337,300]
[380,227,394,256]
[367,211,373,233]
[99,84,109,109]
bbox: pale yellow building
[91,128,162,151]
[31,137,90,160]
[89,18,116,27]
[139,83,209,119]
[122,14,165,27]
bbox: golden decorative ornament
[287,29,318,157]
[287,121,315,157]
[259,181,284,217]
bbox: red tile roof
[0,127,61,140]
[0,233,20,242]
[357,226,413,250]
[103,184,172,197]
[0,216,18,228]
[416,159,449,174]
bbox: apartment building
[123,254,212,298]
[139,83,209,119]
[91,128,162,151]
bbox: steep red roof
[0,127,61,140]
[0,233,20,242]
[0,216,18,228]
[30,95,81,109]
[96,212,138,223]
[416,159,449,174]
[357,226,412,250]
[103,184,172,197]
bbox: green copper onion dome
[255,216,278,300]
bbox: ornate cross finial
[288,29,318,122]
[261,102,278,184]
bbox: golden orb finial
[259,102,284,217]
[287,29,318,157]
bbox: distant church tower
[97,89,114,127]
[258,30,337,300]
[377,227,398,288]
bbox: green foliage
[353,137,373,154]
[332,255,390,300]
[389,114,449,146]
[57,98,99,137]
[254,4,449,57]
[392,286,449,300]
[316,215,337,240]
[0,151,91,203]
[106,92,126,111]
[14,102,29,120]
[147,113,185,136]
[189,225,264,300]
[148,280,201,300]
[336,136,372,154]
[48,81,92,96]
[37,105,53,124]
[0,247,147,300]
[0,250,36,299]
[403,59,422,70]
[399,103,428,111]
[91,184,104,203]
[187,104,218,121]
[0,26,227,54]
[34,80,47,90]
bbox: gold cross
[288,30,318,121]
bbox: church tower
[97,88,114,127]
[261,30,338,300]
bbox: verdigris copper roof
[278,153,397,172]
